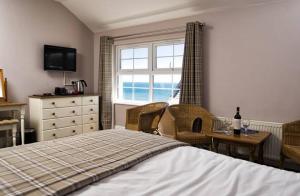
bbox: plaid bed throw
[0,129,187,196]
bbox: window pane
[174,44,184,56]
[173,74,181,89]
[157,57,172,69]
[118,75,133,100]
[153,89,172,101]
[134,58,148,69]
[134,88,149,101]
[121,59,133,70]
[134,48,148,58]
[157,45,173,57]
[122,88,133,100]
[153,75,172,88]
[121,49,133,59]
[174,56,183,68]
[133,75,149,88]
[119,75,132,88]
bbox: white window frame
[114,39,184,105]
[153,40,184,72]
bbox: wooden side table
[0,102,26,145]
[207,131,271,163]
[0,119,18,146]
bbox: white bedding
[72,146,300,196]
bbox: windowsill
[113,99,179,106]
[113,100,151,106]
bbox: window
[156,44,184,69]
[116,40,184,103]
[120,48,148,70]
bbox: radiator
[214,117,283,160]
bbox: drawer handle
[72,120,76,123]
[90,99,93,102]
[90,109,93,112]
[52,113,55,116]
[53,133,56,137]
[72,130,76,133]
[90,118,94,121]
[52,123,56,126]
[90,127,94,130]
[72,110,76,113]
[52,102,55,105]
[72,100,75,104]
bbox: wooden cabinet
[43,125,83,141]
[42,97,81,108]
[29,95,99,141]
[82,105,98,115]
[42,106,82,119]
[82,96,98,105]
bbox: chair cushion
[126,123,139,131]
[0,119,19,126]
[177,131,211,145]
[282,145,300,164]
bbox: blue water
[121,82,179,101]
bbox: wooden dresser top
[29,94,100,99]
[0,102,26,106]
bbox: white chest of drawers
[29,95,99,141]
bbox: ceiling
[55,0,280,33]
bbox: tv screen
[44,45,76,71]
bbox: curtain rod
[112,23,205,41]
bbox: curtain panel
[180,22,204,106]
[99,36,114,129]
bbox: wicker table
[207,131,271,163]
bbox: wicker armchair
[125,102,168,133]
[158,104,214,146]
[280,120,300,167]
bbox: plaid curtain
[180,22,204,106]
[99,36,114,129]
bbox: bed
[0,129,299,196]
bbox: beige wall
[95,0,300,124]
[113,104,133,127]
[0,0,94,106]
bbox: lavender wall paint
[94,0,300,124]
[0,0,94,105]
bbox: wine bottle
[233,107,241,135]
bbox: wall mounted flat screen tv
[44,45,76,71]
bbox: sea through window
[115,40,184,103]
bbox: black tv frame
[44,45,76,72]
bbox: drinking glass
[242,119,250,136]
[224,118,232,135]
